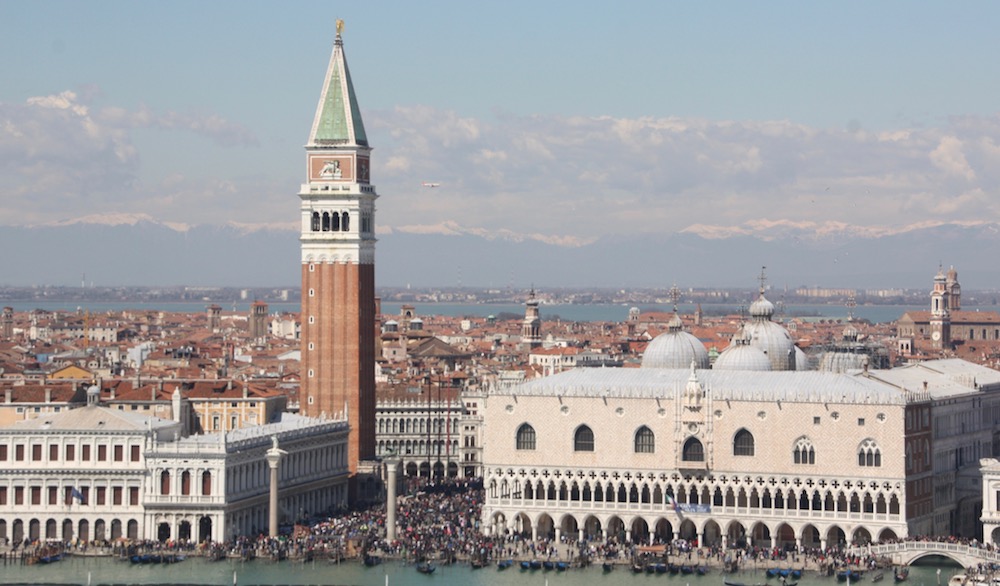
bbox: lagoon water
[2,300,945,324]
[0,556,964,586]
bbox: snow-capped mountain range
[4,214,999,289]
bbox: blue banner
[679,503,711,513]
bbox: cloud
[929,136,975,180]
[8,93,1000,240]
[367,107,1000,239]
[0,90,260,225]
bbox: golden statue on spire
[336,19,344,38]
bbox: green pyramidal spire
[308,24,368,147]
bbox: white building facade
[0,389,349,543]
[481,359,1000,547]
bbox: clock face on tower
[931,331,941,341]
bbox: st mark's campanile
[299,21,377,482]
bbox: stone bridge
[847,542,1000,569]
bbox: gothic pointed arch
[516,423,536,450]
[733,428,755,456]
[793,436,816,464]
[634,425,655,453]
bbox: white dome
[714,341,771,371]
[749,293,775,318]
[642,315,709,369]
[794,345,809,370]
[818,351,866,373]
[742,319,796,370]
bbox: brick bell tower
[299,20,377,481]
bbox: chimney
[45,388,51,403]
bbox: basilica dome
[740,290,798,370]
[641,313,710,369]
[713,333,771,371]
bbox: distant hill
[2,216,999,289]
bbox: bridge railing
[847,542,1000,565]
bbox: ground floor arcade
[483,509,904,551]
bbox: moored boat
[416,562,436,574]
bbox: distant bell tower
[930,266,950,350]
[207,304,222,332]
[1,306,13,341]
[521,289,542,349]
[299,20,377,480]
[249,300,269,341]
[946,265,961,310]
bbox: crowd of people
[2,477,995,574]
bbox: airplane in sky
[421,182,441,188]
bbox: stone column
[265,436,287,538]
[385,457,400,542]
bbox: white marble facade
[0,389,349,543]
[481,359,1000,547]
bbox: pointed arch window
[682,437,704,461]
[574,425,594,452]
[516,423,536,451]
[634,426,654,453]
[734,428,755,456]
[793,436,815,464]
[858,438,882,467]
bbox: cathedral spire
[308,20,368,147]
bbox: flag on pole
[70,487,86,504]
[666,493,681,515]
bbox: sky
[3,1,1000,247]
